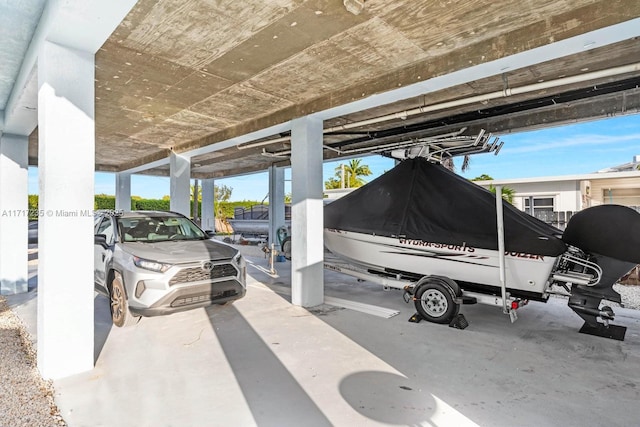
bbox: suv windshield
[117,215,206,242]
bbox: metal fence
[532,211,574,230]
[234,204,292,220]
[532,206,639,228]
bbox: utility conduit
[261,128,469,158]
[324,62,640,133]
[238,62,640,151]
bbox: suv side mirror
[204,230,215,238]
[94,234,109,248]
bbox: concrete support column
[201,178,215,231]
[290,116,324,307]
[170,152,191,216]
[0,134,29,295]
[37,41,95,379]
[115,172,131,212]
[268,165,286,248]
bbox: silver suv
[94,211,246,327]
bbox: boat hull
[229,219,291,235]
[324,228,557,296]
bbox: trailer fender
[415,275,461,298]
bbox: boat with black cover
[324,158,640,339]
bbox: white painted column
[268,165,286,248]
[201,178,215,231]
[170,152,191,216]
[290,116,324,307]
[0,134,29,295]
[37,41,95,379]
[115,172,131,211]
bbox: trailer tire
[414,278,459,324]
[281,236,292,260]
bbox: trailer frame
[324,255,527,324]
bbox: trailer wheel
[281,236,292,260]
[414,278,459,324]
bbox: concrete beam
[313,18,640,122]
[4,0,138,135]
[290,116,324,307]
[160,17,640,168]
[120,156,170,175]
[3,68,38,136]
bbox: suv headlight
[233,252,246,284]
[232,251,245,267]
[133,256,172,273]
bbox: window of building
[524,196,555,222]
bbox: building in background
[474,155,640,228]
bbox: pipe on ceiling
[263,127,469,158]
[239,62,640,151]
[324,62,640,133]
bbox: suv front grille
[170,290,238,307]
[169,263,237,286]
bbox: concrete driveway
[8,251,640,426]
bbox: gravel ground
[0,296,66,427]
[613,283,640,309]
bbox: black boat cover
[324,157,567,256]
[563,204,640,264]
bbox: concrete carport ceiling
[27,0,640,178]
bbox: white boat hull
[324,229,557,296]
[229,219,291,235]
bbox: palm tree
[442,155,471,173]
[342,159,372,188]
[325,158,373,189]
[214,184,233,218]
[488,184,515,204]
[472,174,493,181]
[472,175,515,204]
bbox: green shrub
[28,195,39,219]
[215,200,261,219]
[94,194,116,210]
[133,198,171,211]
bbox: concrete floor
[7,250,640,427]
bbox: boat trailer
[324,255,528,330]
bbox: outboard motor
[562,205,640,340]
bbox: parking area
[7,247,640,426]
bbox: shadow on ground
[205,303,332,427]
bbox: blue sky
[458,114,640,180]
[28,114,640,201]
